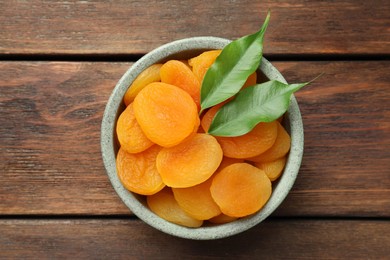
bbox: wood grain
[273,60,390,216]
[1,0,389,56]
[0,219,389,259]
[0,62,130,215]
[0,61,389,216]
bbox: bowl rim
[101,36,304,240]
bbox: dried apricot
[202,105,278,158]
[188,50,222,82]
[147,188,203,228]
[157,133,223,188]
[208,213,238,224]
[249,121,291,163]
[116,103,154,153]
[224,121,277,159]
[242,72,257,89]
[255,156,287,181]
[210,163,271,218]
[124,64,162,106]
[116,146,165,195]
[200,103,224,133]
[217,157,244,171]
[160,60,201,109]
[172,177,221,220]
[133,82,199,148]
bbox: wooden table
[1,1,389,258]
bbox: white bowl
[101,37,304,240]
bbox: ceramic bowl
[101,37,304,240]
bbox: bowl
[101,37,304,240]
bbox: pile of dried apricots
[116,50,291,227]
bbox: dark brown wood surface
[1,0,389,56]
[1,61,389,217]
[1,219,389,258]
[0,0,389,258]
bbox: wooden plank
[0,61,389,216]
[0,219,389,258]
[0,62,131,215]
[273,60,390,216]
[1,0,389,56]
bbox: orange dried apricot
[217,157,245,171]
[156,133,223,188]
[116,103,154,153]
[200,102,224,132]
[147,188,203,228]
[242,72,257,89]
[249,121,291,163]
[116,146,165,195]
[160,60,201,109]
[208,213,238,224]
[133,82,200,148]
[124,64,162,106]
[255,156,287,181]
[116,50,292,227]
[224,117,276,158]
[172,177,221,220]
[188,50,222,82]
[202,105,278,158]
[210,163,272,218]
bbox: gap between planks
[0,215,388,222]
[0,53,389,62]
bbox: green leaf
[200,12,270,113]
[208,80,308,137]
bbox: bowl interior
[101,37,303,240]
